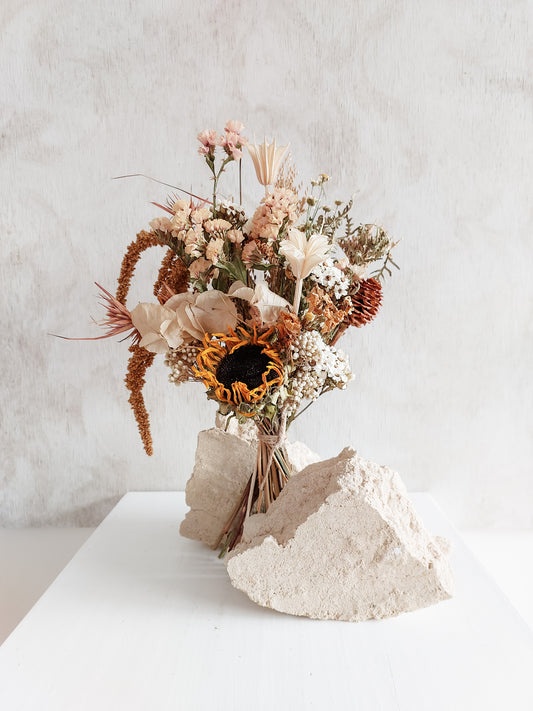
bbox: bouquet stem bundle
[217,412,291,556]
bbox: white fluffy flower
[287,330,353,411]
[310,258,351,299]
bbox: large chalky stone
[226,447,454,621]
[180,426,320,549]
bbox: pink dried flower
[189,257,212,279]
[225,120,245,135]
[241,240,261,266]
[171,199,191,214]
[190,207,211,224]
[150,216,173,233]
[53,284,140,344]
[197,129,218,156]
[250,187,300,242]
[204,218,232,235]
[227,229,244,244]
[205,237,224,264]
[220,124,248,162]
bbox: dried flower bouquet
[72,120,398,554]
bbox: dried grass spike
[153,249,189,303]
[116,230,160,305]
[125,343,156,456]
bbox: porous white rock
[226,447,454,621]
[179,426,320,549]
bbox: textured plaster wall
[0,0,531,528]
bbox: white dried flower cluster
[165,345,200,386]
[287,330,353,411]
[310,258,350,299]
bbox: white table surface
[0,492,532,711]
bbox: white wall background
[1,0,531,529]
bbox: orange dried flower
[275,311,301,351]
[305,286,344,334]
[194,327,284,416]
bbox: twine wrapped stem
[217,408,291,557]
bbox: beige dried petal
[279,229,330,280]
[252,283,291,326]
[247,139,289,187]
[131,303,180,354]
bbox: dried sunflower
[195,327,284,415]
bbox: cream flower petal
[247,139,289,187]
[130,303,177,335]
[279,229,330,280]
[181,303,205,341]
[160,319,185,349]
[139,333,169,355]
[193,291,238,334]
[130,303,186,353]
[164,292,195,312]
[251,283,291,326]
[228,280,255,302]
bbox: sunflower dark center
[216,345,271,390]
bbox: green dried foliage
[339,223,392,266]
[301,198,354,242]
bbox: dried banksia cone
[347,278,383,327]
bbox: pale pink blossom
[185,243,202,257]
[203,218,232,234]
[227,229,244,244]
[197,129,218,156]
[250,187,300,242]
[172,199,191,214]
[225,144,243,161]
[241,240,261,266]
[150,216,173,233]
[205,237,224,263]
[182,225,202,243]
[189,257,212,279]
[225,120,245,135]
[184,229,202,257]
[190,207,211,224]
[220,129,248,161]
[171,212,190,231]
